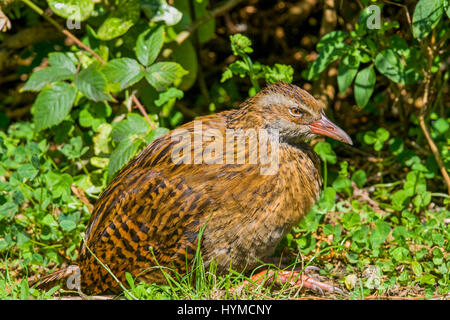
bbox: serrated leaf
[136,25,165,66]
[145,62,188,91]
[354,65,376,107]
[33,82,77,131]
[48,52,77,73]
[47,0,94,21]
[103,58,145,89]
[111,114,150,141]
[74,65,112,102]
[22,67,75,92]
[412,0,443,39]
[97,0,140,40]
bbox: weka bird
[38,82,352,294]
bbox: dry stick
[20,0,154,127]
[419,45,450,195]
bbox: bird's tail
[30,265,80,290]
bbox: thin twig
[418,45,450,195]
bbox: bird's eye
[289,108,303,117]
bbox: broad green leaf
[391,247,410,262]
[314,141,337,164]
[0,202,18,220]
[103,58,145,89]
[97,0,140,40]
[145,62,188,91]
[111,114,150,141]
[22,67,74,92]
[48,52,77,73]
[33,82,77,131]
[354,65,376,107]
[52,173,73,200]
[59,219,77,232]
[376,128,390,143]
[338,54,360,93]
[108,138,142,180]
[375,49,407,83]
[412,0,443,39]
[432,118,449,134]
[141,0,183,26]
[18,164,38,180]
[74,65,112,102]
[136,25,165,66]
[47,0,94,21]
[42,214,58,227]
[370,220,391,248]
[351,170,367,188]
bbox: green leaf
[374,49,416,84]
[103,58,145,89]
[354,65,376,107]
[48,52,77,73]
[18,164,38,180]
[47,0,94,21]
[22,67,74,92]
[351,170,367,188]
[306,31,348,80]
[136,25,165,66]
[33,82,77,131]
[108,138,142,180]
[0,202,18,221]
[74,65,112,102]
[338,54,360,93]
[141,0,182,26]
[155,88,184,107]
[97,0,140,40]
[145,62,188,91]
[391,247,410,262]
[370,220,391,248]
[412,0,443,39]
[411,261,423,276]
[59,219,77,232]
[432,118,449,134]
[111,113,150,141]
[313,142,337,164]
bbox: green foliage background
[0,0,449,299]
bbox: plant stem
[241,52,260,93]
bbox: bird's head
[245,81,353,145]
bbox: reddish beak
[309,114,353,145]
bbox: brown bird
[37,81,352,294]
